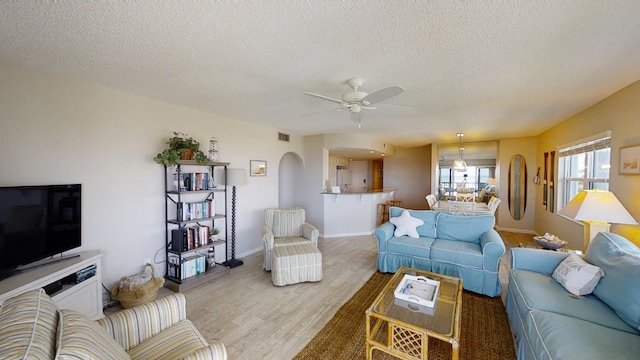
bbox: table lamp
[559,189,637,251]
[220,168,247,268]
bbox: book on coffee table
[394,274,440,308]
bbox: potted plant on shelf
[153,132,208,166]
[210,227,220,242]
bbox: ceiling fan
[304,77,407,127]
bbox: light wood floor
[159,231,535,360]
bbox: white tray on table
[394,274,440,309]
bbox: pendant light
[452,133,467,171]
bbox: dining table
[431,200,493,215]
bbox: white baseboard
[321,231,373,238]
[235,247,262,260]
[495,226,536,234]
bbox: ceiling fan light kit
[303,77,406,127]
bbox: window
[476,167,491,189]
[557,132,611,211]
[439,168,453,190]
[439,166,495,190]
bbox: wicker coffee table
[365,267,463,360]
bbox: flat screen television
[0,184,81,279]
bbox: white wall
[297,135,326,233]
[0,64,304,290]
[278,152,304,208]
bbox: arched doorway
[278,152,304,208]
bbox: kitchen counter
[321,188,397,195]
[321,188,397,237]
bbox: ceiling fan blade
[301,107,345,117]
[361,86,404,104]
[376,103,416,113]
[304,92,347,105]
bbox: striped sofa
[0,288,227,360]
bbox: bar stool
[380,200,403,224]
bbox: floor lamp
[222,168,246,268]
[559,189,638,251]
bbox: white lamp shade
[226,168,247,187]
[214,168,247,186]
[487,178,497,185]
[559,190,637,225]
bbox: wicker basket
[112,263,164,308]
[180,148,194,160]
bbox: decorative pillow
[435,212,495,243]
[0,289,59,359]
[586,232,640,330]
[272,210,303,237]
[390,210,424,238]
[552,253,604,296]
[56,309,130,360]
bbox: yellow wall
[496,137,537,232]
[536,80,640,248]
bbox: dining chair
[425,194,437,209]
[455,192,475,202]
[488,196,501,214]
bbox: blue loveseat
[506,232,640,360]
[374,207,505,297]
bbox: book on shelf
[180,255,207,279]
[176,199,214,221]
[173,172,212,192]
[167,253,206,280]
[171,225,211,252]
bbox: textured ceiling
[2,1,640,148]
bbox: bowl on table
[533,235,568,250]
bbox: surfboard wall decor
[509,154,527,220]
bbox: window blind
[558,136,611,157]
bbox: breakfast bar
[322,188,397,237]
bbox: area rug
[293,271,516,359]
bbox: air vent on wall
[278,132,290,142]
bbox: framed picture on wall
[619,145,640,175]
[250,160,267,176]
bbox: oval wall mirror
[508,154,527,220]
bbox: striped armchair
[0,289,226,360]
[262,207,319,271]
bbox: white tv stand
[0,250,103,320]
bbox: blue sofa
[506,232,640,360]
[374,207,505,297]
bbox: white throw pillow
[552,253,605,296]
[390,210,424,238]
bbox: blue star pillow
[390,210,424,238]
